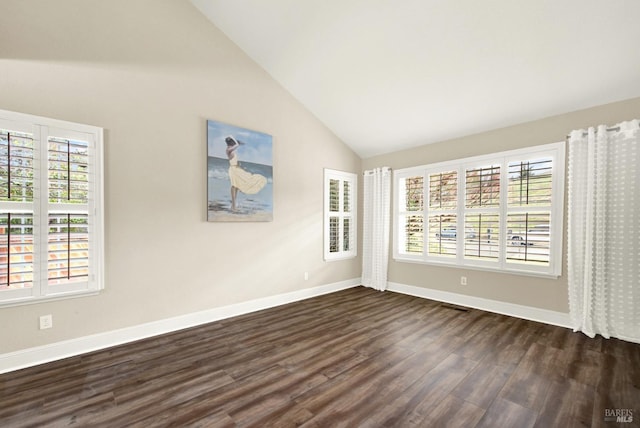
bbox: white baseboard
[0,278,360,374]
[387,282,572,328]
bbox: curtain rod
[567,120,640,138]
[567,126,620,138]
[363,166,392,175]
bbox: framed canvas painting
[207,119,273,222]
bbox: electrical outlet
[460,276,467,286]
[304,271,309,281]
[39,314,53,330]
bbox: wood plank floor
[1,287,639,427]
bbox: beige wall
[364,96,640,313]
[0,1,361,353]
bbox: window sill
[325,254,357,262]
[392,256,561,279]
[0,289,101,309]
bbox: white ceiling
[191,0,640,158]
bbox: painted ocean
[207,156,273,221]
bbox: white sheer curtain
[567,119,640,343]
[362,167,391,291]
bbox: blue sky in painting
[207,120,272,166]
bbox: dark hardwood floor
[1,286,639,427]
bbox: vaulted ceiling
[191,0,640,158]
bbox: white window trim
[394,167,425,263]
[0,109,104,307]
[393,142,565,278]
[324,168,357,261]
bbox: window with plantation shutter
[0,109,104,306]
[506,157,553,266]
[396,173,424,258]
[48,137,90,286]
[324,169,357,261]
[427,171,456,258]
[0,129,35,292]
[393,142,565,277]
[464,164,501,261]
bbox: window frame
[426,168,459,261]
[395,167,426,263]
[323,168,357,261]
[0,109,104,307]
[393,142,565,278]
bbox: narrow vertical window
[48,136,92,287]
[0,129,35,291]
[427,171,457,257]
[506,157,553,266]
[328,178,340,254]
[324,169,357,260]
[464,164,501,261]
[397,175,424,255]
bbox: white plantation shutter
[0,212,34,291]
[506,158,553,266]
[0,110,104,306]
[465,165,501,208]
[464,213,500,260]
[342,180,353,252]
[464,164,500,261]
[47,132,93,291]
[427,170,457,258]
[324,169,357,261]
[396,172,424,258]
[0,126,36,295]
[0,129,35,202]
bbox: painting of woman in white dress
[207,120,273,222]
